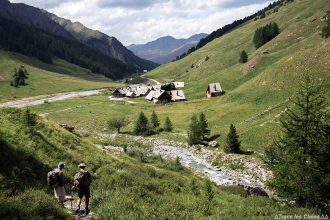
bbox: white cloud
[10,0,271,45]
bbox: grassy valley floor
[0,51,121,102]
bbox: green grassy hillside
[148,0,329,99]
[0,51,121,102]
[142,0,330,150]
[0,108,315,219]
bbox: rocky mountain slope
[128,33,207,64]
[0,0,158,71]
[44,11,159,70]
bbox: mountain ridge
[0,0,158,71]
[127,33,208,64]
[44,11,159,70]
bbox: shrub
[0,189,68,219]
[108,116,130,133]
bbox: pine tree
[253,22,280,48]
[239,50,248,63]
[199,113,210,140]
[264,77,330,210]
[134,112,149,136]
[188,114,202,145]
[260,11,266,19]
[150,110,160,130]
[224,124,241,153]
[164,117,173,132]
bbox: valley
[0,0,329,219]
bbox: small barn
[112,88,128,97]
[145,90,156,101]
[137,86,150,96]
[173,82,185,89]
[153,90,171,104]
[126,91,137,98]
[170,90,186,102]
[206,83,223,98]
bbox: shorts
[78,186,90,199]
[54,186,66,202]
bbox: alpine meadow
[0,0,329,219]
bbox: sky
[10,0,271,45]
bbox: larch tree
[264,77,330,211]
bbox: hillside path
[140,74,161,85]
[0,89,106,108]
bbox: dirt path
[64,197,95,220]
[0,89,106,108]
[140,74,161,85]
[108,96,137,104]
[98,134,273,197]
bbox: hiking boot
[85,208,90,215]
[75,208,80,214]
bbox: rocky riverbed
[97,134,273,197]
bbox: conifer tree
[239,50,248,63]
[199,113,210,140]
[164,117,173,132]
[150,110,160,130]
[253,22,280,48]
[188,114,202,145]
[260,11,266,19]
[134,112,149,136]
[224,124,241,153]
[264,77,330,209]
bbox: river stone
[208,141,219,148]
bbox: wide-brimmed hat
[79,163,87,168]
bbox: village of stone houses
[112,81,224,104]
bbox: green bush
[0,189,68,219]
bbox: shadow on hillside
[11,52,111,82]
[239,150,254,155]
[0,138,50,195]
[205,134,221,142]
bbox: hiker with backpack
[73,163,92,215]
[47,162,66,207]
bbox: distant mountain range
[128,33,208,64]
[0,0,158,74]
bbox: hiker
[48,162,66,207]
[73,163,92,215]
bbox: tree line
[0,15,133,79]
[253,22,280,48]
[174,0,292,61]
[108,111,173,135]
